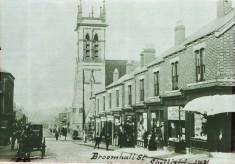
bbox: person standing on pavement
[64,128,67,140]
[143,130,148,149]
[94,133,101,149]
[118,129,123,148]
[55,130,59,141]
[105,133,111,151]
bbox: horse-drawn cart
[17,124,46,159]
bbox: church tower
[72,0,107,131]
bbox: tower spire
[91,6,94,18]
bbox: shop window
[154,71,159,96]
[150,111,163,130]
[137,113,148,141]
[140,79,144,101]
[196,49,205,82]
[128,85,132,105]
[167,106,185,142]
[171,62,179,90]
[192,113,207,140]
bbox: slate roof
[147,10,235,67]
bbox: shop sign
[115,118,121,126]
[107,116,113,121]
[168,106,185,120]
[152,113,156,119]
[143,113,147,119]
[101,117,106,121]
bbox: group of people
[143,121,164,151]
[52,127,67,141]
[93,133,111,150]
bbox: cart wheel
[41,137,46,159]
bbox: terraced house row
[92,0,235,154]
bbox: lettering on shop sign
[90,152,147,160]
[149,158,210,164]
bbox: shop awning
[182,95,235,116]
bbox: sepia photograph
[0,0,235,163]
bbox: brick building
[93,0,235,153]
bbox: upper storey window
[172,61,179,90]
[196,49,205,82]
[154,71,159,96]
[93,34,99,58]
[85,34,90,57]
[140,79,145,101]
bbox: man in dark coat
[143,130,148,148]
[118,130,123,148]
[105,133,111,151]
[55,130,59,141]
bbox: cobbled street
[0,129,148,163]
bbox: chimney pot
[113,68,119,82]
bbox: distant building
[0,67,15,145]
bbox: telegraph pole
[82,69,85,130]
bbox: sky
[0,0,234,120]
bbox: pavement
[76,137,235,164]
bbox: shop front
[112,111,122,146]
[95,117,101,136]
[148,105,165,149]
[136,111,148,147]
[183,94,235,153]
[121,110,135,147]
[106,115,113,144]
[167,106,186,153]
[100,116,106,141]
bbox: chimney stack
[174,20,185,46]
[113,68,119,82]
[140,48,155,68]
[126,60,133,74]
[217,0,233,18]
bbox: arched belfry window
[93,34,99,58]
[85,34,90,57]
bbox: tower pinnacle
[102,0,106,22]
